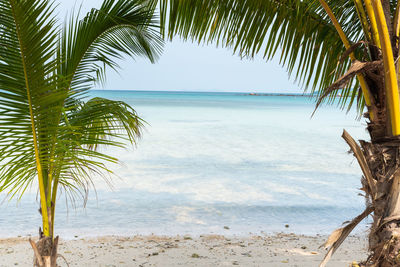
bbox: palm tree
[155,0,400,266]
[0,0,162,265]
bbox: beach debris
[301,246,307,250]
[184,236,192,240]
[285,224,289,228]
[281,260,289,263]
[160,242,178,249]
[232,261,239,265]
[224,226,230,230]
[241,251,252,257]
[191,253,200,258]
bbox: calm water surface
[0,91,371,238]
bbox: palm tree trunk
[344,118,400,266]
[29,230,59,267]
[355,136,400,266]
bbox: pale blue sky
[60,0,302,93]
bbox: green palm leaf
[53,97,145,204]
[0,0,162,240]
[60,0,162,93]
[0,0,60,234]
[157,0,367,111]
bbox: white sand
[0,233,367,266]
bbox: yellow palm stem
[47,173,52,206]
[10,1,50,237]
[46,171,53,237]
[395,1,400,87]
[318,0,351,48]
[372,0,400,136]
[318,0,374,117]
[394,1,400,39]
[36,163,50,236]
[353,0,371,42]
[50,176,59,238]
[364,0,381,48]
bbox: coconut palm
[0,0,162,265]
[155,0,400,266]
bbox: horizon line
[91,89,312,95]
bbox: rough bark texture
[30,229,59,267]
[356,136,400,266]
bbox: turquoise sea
[0,90,371,238]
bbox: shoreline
[0,233,368,266]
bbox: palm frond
[52,97,145,204]
[157,0,367,111]
[47,0,160,207]
[0,0,59,199]
[0,0,157,206]
[59,0,163,94]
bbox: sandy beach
[0,233,367,267]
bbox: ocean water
[0,91,372,238]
